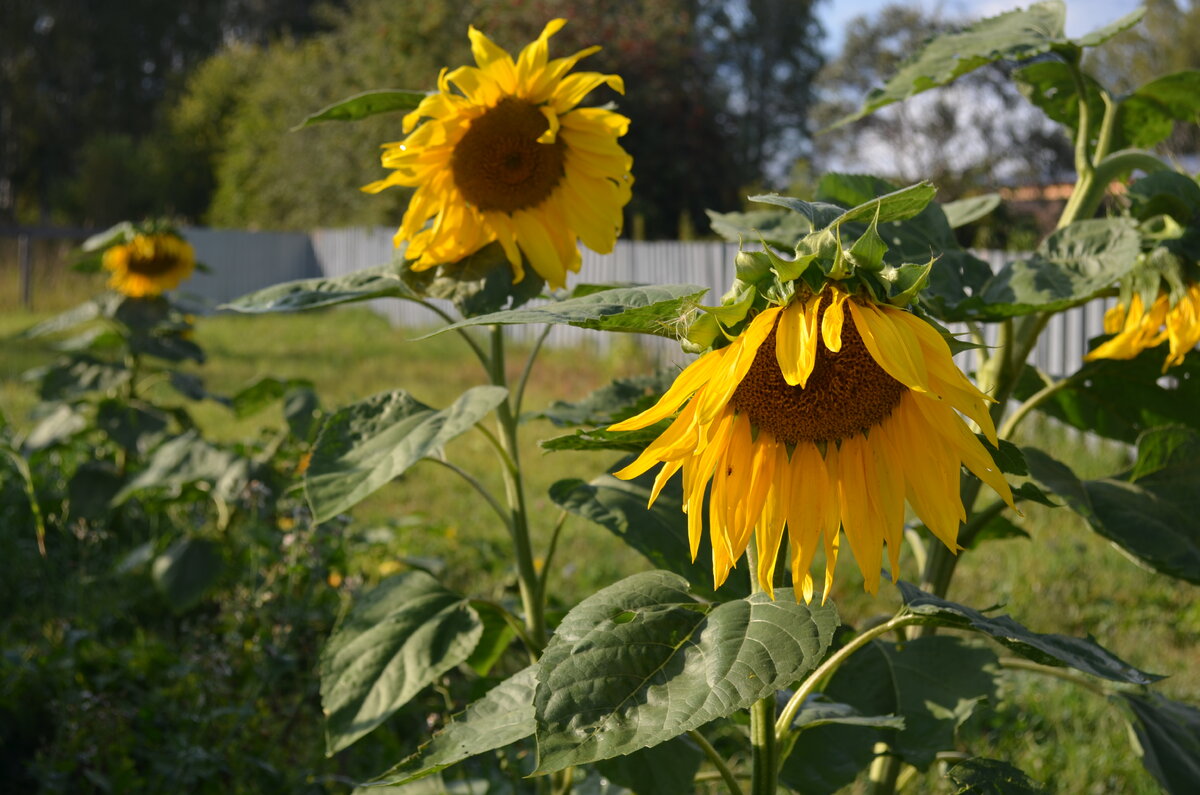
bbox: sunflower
[102,233,196,298]
[363,19,633,289]
[1084,285,1200,371]
[609,285,1015,601]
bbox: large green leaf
[35,355,130,401]
[371,665,536,787]
[832,2,1067,127]
[424,284,708,339]
[296,89,428,128]
[896,581,1161,684]
[19,299,104,339]
[397,241,546,317]
[548,471,749,601]
[1015,61,1105,142]
[1121,71,1200,150]
[321,571,483,754]
[152,536,225,612]
[221,263,418,314]
[535,368,680,427]
[1013,348,1200,445]
[1117,692,1200,794]
[973,218,1140,318]
[946,757,1048,794]
[1024,427,1200,585]
[305,386,507,523]
[95,399,169,454]
[595,735,705,795]
[112,431,250,505]
[532,570,838,773]
[780,636,995,788]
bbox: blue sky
[816,0,1146,54]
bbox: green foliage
[946,757,1048,794]
[304,386,508,523]
[321,572,484,754]
[532,571,838,772]
[1025,427,1200,586]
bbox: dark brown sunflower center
[127,249,181,276]
[451,98,566,213]
[730,304,907,443]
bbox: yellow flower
[363,19,633,289]
[610,285,1015,601]
[1084,285,1200,371]
[102,233,195,298]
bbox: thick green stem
[488,326,547,651]
[743,540,779,795]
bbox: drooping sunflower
[102,233,196,298]
[363,19,633,289]
[609,284,1015,601]
[1084,285,1200,371]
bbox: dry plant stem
[488,325,547,651]
[688,729,746,795]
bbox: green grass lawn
[4,301,1197,793]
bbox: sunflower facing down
[609,285,1015,601]
[363,19,633,289]
[1084,285,1200,371]
[102,233,196,298]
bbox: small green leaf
[297,89,428,128]
[1074,6,1145,47]
[789,699,906,732]
[370,665,536,786]
[747,194,845,230]
[942,194,1002,229]
[152,537,224,612]
[19,300,104,339]
[532,570,838,773]
[548,471,749,601]
[221,263,418,314]
[423,284,708,339]
[832,182,938,228]
[946,757,1048,794]
[305,386,508,523]
[705,208,815,249]
[23,403,88,452]
[1117,692,1200,794]
[321,571,483,754]
[897,581,1162,684]
[967,515,1031,548]
[1024,428,1200,585]
[540,425,670,453]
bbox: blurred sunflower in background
[102,232,196,298]
[611,282,1015,602]
[364,19,633,289]
[1085,284,1200,371]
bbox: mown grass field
[4,298,1197,793]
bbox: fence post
[18,233,32,309]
